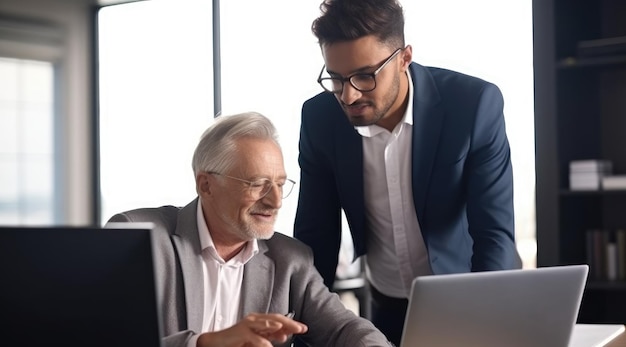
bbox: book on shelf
[619,230,626,281]
[602,175,626,190]
[571,173,603,191]
[577,35,626,57]
[586,229,626,281]
[570,160,612,191]
[570,159,613,173]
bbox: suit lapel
[410,63,444,221]
[171,199,205,332]
[241,241,274,314]
[334,119,366,250]
[335,124,363,207]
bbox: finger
[251,319,282,335]
[264,313,307,329]
[246,313,308,335]
[268,314,308,334]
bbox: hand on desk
[196,312,308,347]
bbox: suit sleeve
[284,240,390,347]
[466,83,520,270]
[294,98,343,288]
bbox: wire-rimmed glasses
[208,172,296,200]
[317,47,403,94]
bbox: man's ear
[400,45,413,70]
[196,172,212,197]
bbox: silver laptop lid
[400,265,589,347]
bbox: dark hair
[312,0,405,48]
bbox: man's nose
[339,82,362,105]
[261,183,282,209]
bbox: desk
[571,324,626,347]
[608,333,626,347]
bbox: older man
[107,112,391,347]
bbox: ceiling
[96,0,145,7]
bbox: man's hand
[196,312,308,347]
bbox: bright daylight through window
[98,0,535,267]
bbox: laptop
[0,225,163,347]
[399,264,589,347]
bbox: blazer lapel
[410,63,444,221]
[241,241,274,314]
[334,117,366,252]
[335,126,363,209]
[171,199,205,332]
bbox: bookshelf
[533,0,626,324]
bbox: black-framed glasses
[208,172,296,200]
[317,47,403,94]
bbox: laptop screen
[400,265,589,347]
[0,225,162,347]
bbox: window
[97,0,536,268]
[0,57,55,225]
[98,0,214,223]
[0,13,63,226]
[219,0,322,236]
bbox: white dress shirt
[358,71,432,299]
[188,200,258,346]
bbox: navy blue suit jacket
[294,62,520,288]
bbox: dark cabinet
[534,0,626,323]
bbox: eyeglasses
[208,172,296,200]
[317,47,403,94]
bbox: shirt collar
[355,70,414,137]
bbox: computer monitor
[0,225,162,347]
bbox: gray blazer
[107,198,390,347]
